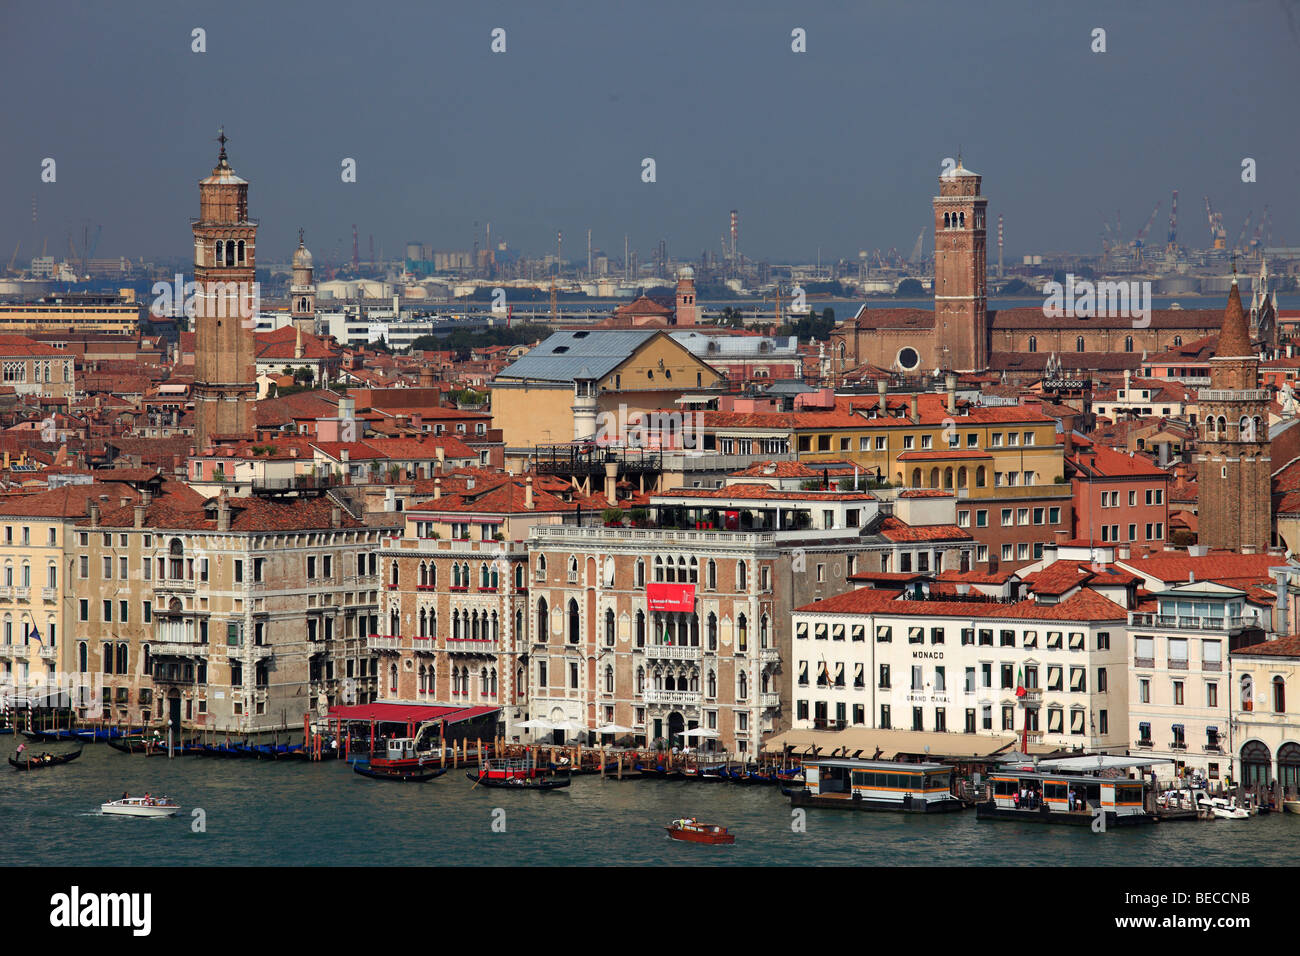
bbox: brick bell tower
[193,129,258,451]
[932,157,989,372]
[1197,276,1271,553]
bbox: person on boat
[122,791,128,800]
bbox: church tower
[674,265,697,326]
[932,158,988,372]
[193,130,257,450]
[290,229,316,334]
[1197,277,1271,552]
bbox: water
[2,745,1294,866]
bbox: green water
[2,745,1295,866]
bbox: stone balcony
[644,688,701,706]
[13,587,30,602]
[151,640,207,658]
[38,645,58,661]
[367,635,402,652]
[645,644,701,662]
[445,638,499,654]
[41,587,57,603]
[758,647,780,664]
[760,692,781,709]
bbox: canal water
[2,745,1294,866]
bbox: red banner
[647,582,696,612]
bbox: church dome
[677,265,695,281]
[292,237,313,269]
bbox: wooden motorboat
[1283,800,1300,814]
[354,762,446,782]
[665,819,735,845]
[101,796,179,818]
[9,747,83,770]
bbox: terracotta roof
[1232,636,1300,658]
[83,494,363,531]
[1217,282,1251,357]
[657,483,876,502]
[1121,552,1279,588]
[896,489,955,498]
[1068,444,1169,479]
[795,586,1128,622]
[877,516,970,543]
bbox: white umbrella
[515,719,555,730]
[594,723,636,734]
[550,719,586,732]
[682,727,720,738]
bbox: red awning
[647,582,696,612]
[325,703,498,725]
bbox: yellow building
[490,330,724,457]
[0,291,140,335]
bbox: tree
[895,278,925,296]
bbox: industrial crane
[1132,202,1160,262]
[1234,211,1253,254]
[1166,190,1179,252]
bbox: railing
[1135,738,1154,749]
[1134,657,1155,668]
[758,647,780,664]
[41,587,57,602]
[1169,741,1188,751]
[760,692,781,709]
[367,635,402,652]
[154,580,195,594]
[151,641,206,658]
[1198,388,1269,402]
[1168,659,1188,670]
[0,587,12,601]
[13,587,29,602]
[645,644,700,661]
[1204,661,1222,672]
[644,689,700,706]
[1019,689,1042,701]
[445,638,499,654]
[38,646,57,661]
[0,645,15,659]
[1130,611,1249,630]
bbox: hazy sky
[3,0,1299,266]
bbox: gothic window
[943,213,950,228]
[1173,336,1182,346]
[1028,336,1037,353]
[568,598,580,644]
[959,212,965,227]
[237,239,246,264]
[215,240,224,265]
[2,362,25,383]
[1076,336,1085,353]
[1125,336,1134,353]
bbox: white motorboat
[1210,799,1251,820]
[100,796,179,818]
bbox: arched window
[480,667,489,695]
[21,562,29,587]
[390,560,399,589]
[78,641,88,673]
[536,555,547,579]
[1173,335,1182,346]
[490,611,498,642]
[1241,674,1254,710]
[605,608,615,647]
[738,671,748,700]
[568,598,580,644]
[654,556,664,582]
[737,562,747,592]
[707,613,717,651]
[1124,336,1134,353]
[514,564,524,588]
[635,610,645,647]
[635,558,645,587]
[1076,336,1085,353]
[418,562,428,587]
[215,240,224,265]
[707,670,717,698]
[1028,336,1037,353]
[975,466,986,488]
[389,664,398,694]
[480,563,489,588]
[568,555,578,580]
[237,239,246,264]
[688,556,698,583]
[490,668,497,696]
[737,613,748,652]
[418,608,427,637]
[706,559,717,590]
[1274,676,1286,714]
[636,666,645,694]
[605,665,614,693]
[760,614,770,648]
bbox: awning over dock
[762,727,1058,761]
[326,703,499,726]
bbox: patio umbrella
[550,719,586,733]
[514,719,555,730]
[594,724,635,735]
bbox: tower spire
[217,126,228,163]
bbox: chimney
[945,373,956,414]
[910,395,918,421]
[133,503,145,529]
[877,379,887,411]
[433,477,442,500]
[88,501,99,527]
[216,493,231,532]
[1062,429,1073,456]
[331,506,342,528]
[525,475,535,510]
[604,460,618,504]
[141,488,153,507]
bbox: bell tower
[1197,276,1271,552]
[193,129,257,450]
[290,228,316,334]
[933,157,988,372]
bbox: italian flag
[1015,666,1026,698]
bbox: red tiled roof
[876,516,970,543]
[1121,552,1279,587]
[1232,635,1300,658]
[795,586,1128,622]
[897,489,956,498]
[897,450,992,462]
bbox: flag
[27,626,41,645]
[1015,665,1025,698]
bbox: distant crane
[7,242,19,275]
[1203,196,1225,250]
[1234,211,1253,254]
[909,228,924,265]
[1167,190,1179,252]
[352,224,359,272]
[1132,201,1160,262]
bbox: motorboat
[101,796,180,818]
[665,819,735,844]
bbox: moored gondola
[9,747,83,770]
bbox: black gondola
[353,763,447,782]
[9,747,83,771]
[465,770,572,790]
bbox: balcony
[38,646,57,662]
[1020,688,1042,701]
[644,688,700,706]
[0,645,15,660]
[41,587,57,603]
[645,644,700,662]
[151,640,207,658]
[1199,388,1269,403]
[1203,661,1222,672]
[154,579,195,597]
[445,638,499,654]
[1128,612,1244,631]
[1169,741,1188,751]
[0,587,11,601]
[411,637,437,655]
[1134,657,1155,669]
[13,587,29,602]
[1168,659,1188,670]
[1135,738,1154,749]
[367,635,402,652]
[758,647,780,664]
[760,692,781,709]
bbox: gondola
[107,737,164,755]
[200,743,245,758]
[465,770,572,790]
[9,747,83,770]
[354,762,447,782]
[22,729,78,741]
[72,728,126,743]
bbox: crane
[7,242,19,275]
[1234,211,1253,254]
[1167,190,1178,252]
[909,228,924,264]
[1250,207,1270,258]
[1132,202,1160,262]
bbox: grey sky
[3,0,1298,266]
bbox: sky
[3,0,1299,267]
